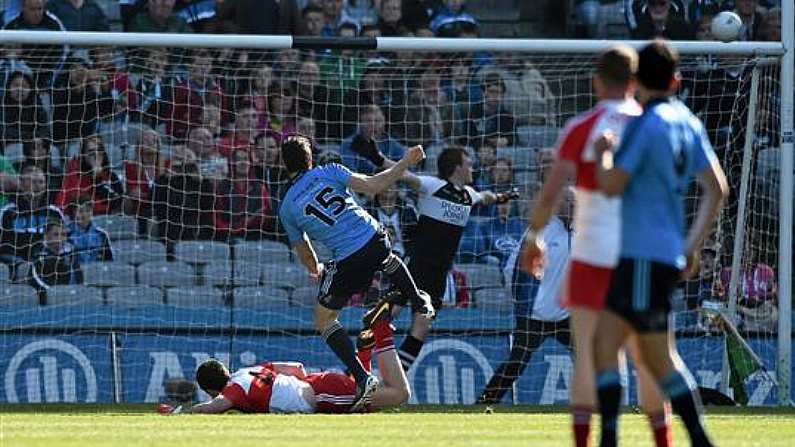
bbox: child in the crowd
[31,218,84,292]
[67,197,113,264]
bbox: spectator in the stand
[367,186,417,257]
[0,70,50,146]
[318,22,366,93]
[296,116,317,142]
[2,0,66,88]
[482,200,525,267]
[56,134,124,216]
[344,0,379,27]
[128,0,191,33]
[91,46,135,120]
[378,0,408,36]
[473,141,496,188]
[628,0,694,40]
[340,104,406,174]
[0,152,18,207]
[67,196,113,264]
[263,83,298,142]
[401,0,436,30]
[30,218,83,293]
[273,48,303,82]
[213,148,274,240]
[719,254,778,332]
[474,156,513,217]
[430,0,478,37]
[51,57,100,147]
[46,0,109,31]
[129,48,171,129]
[17,137,60,199]
[123,130,170,225]
[188,126,226,179]
[683,245,722,310]
[734,0,765,41]
[758,6,780,42]
[303,3,326,35]
[0,46,33,95]
[694,8,716,40]
[478,54,556,126]
[217,0,306,35]
[464,73,515,148]
[341,61,404,137]
[218,106,259,158]
[235,65,272,127]
[167,49,226,140]
[201,103,224,139]
[296,60,341,142]
[251,131,286,200]
[395,69,452,148]
[321,0,345,36]
[624,0,688,36]
[0,165,64,263]
[152,149,215,250]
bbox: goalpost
[0,29,789,407]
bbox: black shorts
[604,258,681,333]
[317,230,391,310]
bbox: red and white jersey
[220,363,278,413]
[557,99,642,267]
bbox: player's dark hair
[437,146,469,180]
[281,135,313,173]
[196,359,230,393]
[595,45,637,87]
[302,4,323,18]
[637,39,679,91]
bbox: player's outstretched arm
[479,188,520,206]
[348,145,425,196]
[682,160,729,279]
[293,236,323,281]
[159,395,234,415]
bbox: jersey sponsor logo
[4,339,97,403]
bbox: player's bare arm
[401,169,422,191]
[594,132,631,196]
[682,159,729,279]
[348,145,425,195]
[478,189,519,206]
[160,395,234,415]
[293,235,323,281]
[519,159,576,276]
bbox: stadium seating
[233,287,291,308]
[166,286,226,308]
[474,287,513,311]
[93,215,139,240]
[107,286,165,307]
[290,286,319,308]
[0,264,9,283]
[235,240,292,264]
[47,285,105,306]
[174,241,231,265]
[261,263,315,290]
[203,262,261,287]
[82,262,137,287]
[137,261,196,288]
[0,284,38,307]
[455,263,504,290]
[112,240,168,265]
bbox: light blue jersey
[279,163,379,261]
[614,97,716,268]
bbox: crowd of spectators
[0,0,785,325]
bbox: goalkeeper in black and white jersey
[359,146,518,372]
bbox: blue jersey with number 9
[279,163,379,261]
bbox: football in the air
[711,11,743,42]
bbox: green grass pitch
[2,405,795,447]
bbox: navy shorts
[317,230,391,310]
[604,258,681,333]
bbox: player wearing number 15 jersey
[278,135,434,412]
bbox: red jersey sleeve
[220,383,246,408]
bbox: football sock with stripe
[382,254,424,308]
[660,369,713,447]
[322,322,369,384]
[571,406,592,447]
[596,369,622,447]
[647,409,672,447]
[397,335,424,372]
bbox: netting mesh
[0,44,784,405]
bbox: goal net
[0,35,788,406]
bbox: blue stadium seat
[92,215,139,240]
[233,287,290,308]
[0,263,9,283]
[475,287,512,311]
[46,285,104,306]
[515,125,558,149]
[455,263,504,290]
[203,262,261,287]
[137,261,196,288]
[174,241,230,264]
[291,286,319,308]
[235,240,292,264]
[82,262,137,287]
[112,240,167,265]
[107,286,164,307]
[261,263,315,289]
[0,285,38,308]
[166,287,226,307]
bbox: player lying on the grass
[158,312,405,414]
[277,135,434,412]
[592,39,727,447]
[521,45,672,447]
[352,146,518,373]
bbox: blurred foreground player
[277,135,434,412]
[158,313,407,414]
[521,45,671,447]
[592,40,727,447]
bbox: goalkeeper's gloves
[496,188,520,204]
[351,134,387,168]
